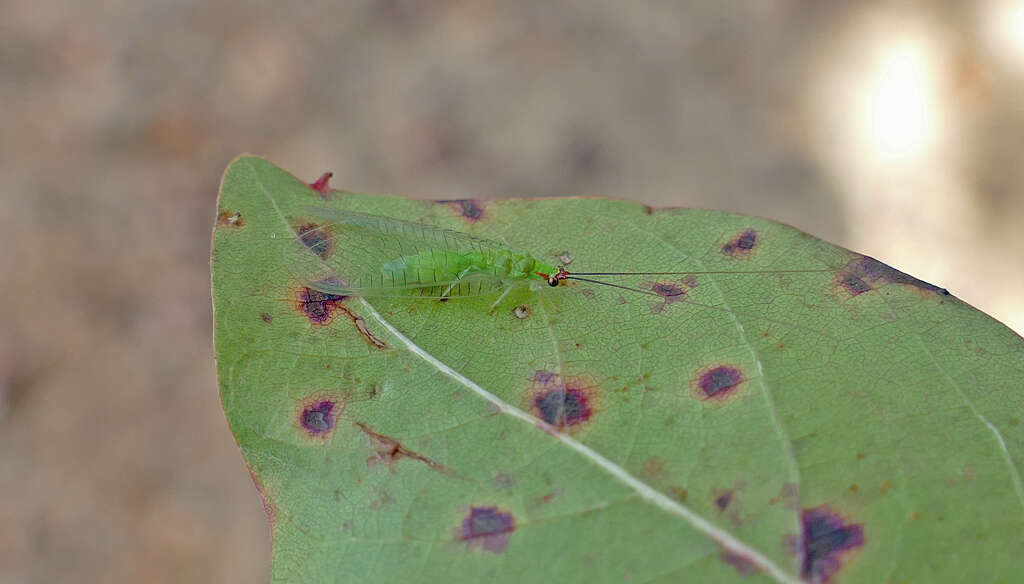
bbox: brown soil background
[2,2,1022,582]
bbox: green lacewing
[283,207,833,330]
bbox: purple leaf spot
[837,255,950,297]
[694,365,745,402]
[715,489,734,511]
[437,198,486,222]
[533,387,591,428]
[299,399,336,436]
[295,286,346,325]
[793,506,865,583]
[459,506,515,553]
[528,370,598,430]
[295,222,335,259]
[722,229,758,256]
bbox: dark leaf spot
[528,370,598,430]
[217,209,244,227]
[715,489,734,511]
[260,312,273,323]
[437,199,486,222]
[652,282,685,297]
[295,222,334,259]
[459,506,515,553]
[790,506,865,583]
[650,281,688,314]
[837,255,950,297]
[292,285,386,347]
[534,388,591,428]
[294,286,346,325]
[308,171,333,196]
[297,398,337,436]
[693,365,745,402]
[838,273,873,296]
[722,229,758,257]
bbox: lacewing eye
[547,275,559,287]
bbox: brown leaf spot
[669,486,688,502]
[836,255,950,297]
[217,209,245,227]
[355,422,457,476]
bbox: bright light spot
[853,36,943,167]
[983,0,1024,71]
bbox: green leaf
[212,156,1024,583]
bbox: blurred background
[1,1,1022,582]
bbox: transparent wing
[305,207,509,251]
[306,272,507,299]
[280,208,510,299]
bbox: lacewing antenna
[552,266,837,342]
[568,269,833,276]
[563,276,680,297]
